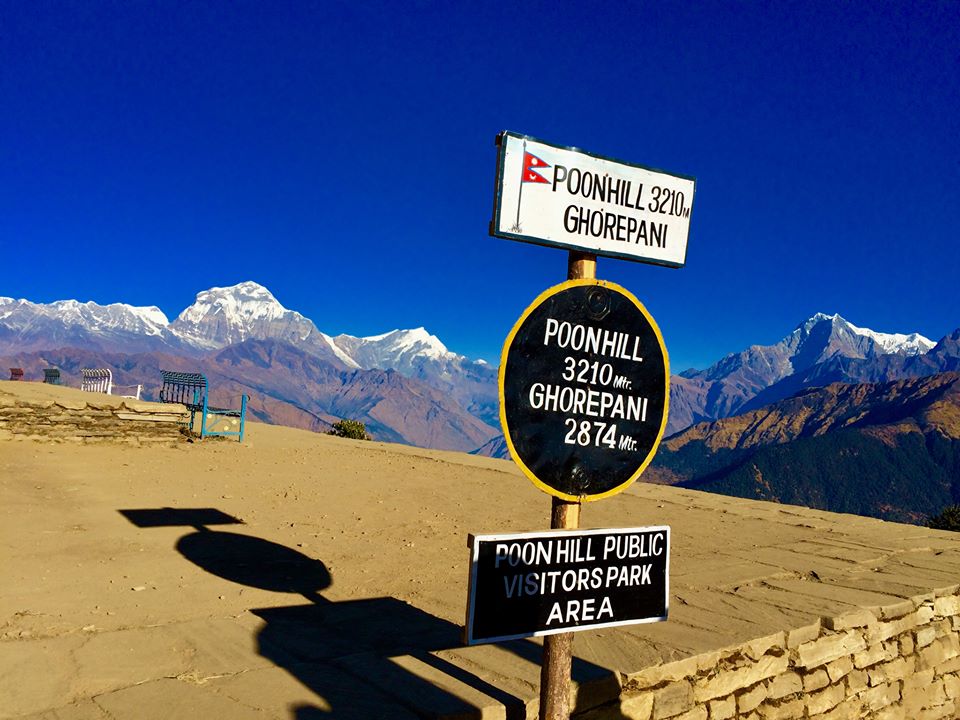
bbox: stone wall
[585,587,960,719]
[0,384,189,444]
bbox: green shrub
[328,419,370,440]
[928,505,960,532]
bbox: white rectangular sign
[491,131,695,267]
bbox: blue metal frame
[159,369,247,442]
[200,393,247,442]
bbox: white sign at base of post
[491,131,695,268]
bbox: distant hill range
[654,314,960,525]
[475,313,959,456]
[650,372,960,524]
[4,281,959,493]
[0,282,499,452]
[668,313,942,434]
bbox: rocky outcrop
[593,587,960,719]
[0,383,189,444]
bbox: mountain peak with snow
[169,281,315,349]
[843,319,935,356]
[359,327,451,358]
[792,312,934,357]
[175,281,289,326]
[329,325,461,375]
[163,281,475,375]
[0,295,173,352]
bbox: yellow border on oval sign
[498,278,670,503]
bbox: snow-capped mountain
[330,328,459,374]
[0,281,501,449]
[0,281,479,370]
[168,281,356,366]
[0,296,177,353]
[170,281,306,349]
[669,312,938,434]
[689,312,934,386]
[4,283,947,447]
[788,312,934,359]
[324,327,498,425]
[839,317,935,356]
[0,282,498,423]
[166,282,477,375]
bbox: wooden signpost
[475,131,695,720]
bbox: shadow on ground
[119,507,626,719]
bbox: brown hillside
[0,340,499,452]
[666,372,960,453]
[653,373,960,524]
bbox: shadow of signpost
[119,508,627,719]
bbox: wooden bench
[81,368,113,394]
[159,370,247,442]
[43,368,61,385]
[9,368,23,381]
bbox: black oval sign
[499,280,669,501]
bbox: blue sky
[2,1,958,370]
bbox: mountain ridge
[0,339,499,452]
[667,313,939,434]
[650,372,960,524]
[0,281,480,372]
[4,282,956,458]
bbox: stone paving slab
[14,700,109,720]
[93,679,266,720]
[336,651,522,719]
[0,382,184,413]
[207,664,424,720]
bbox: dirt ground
[4,383,960,719]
